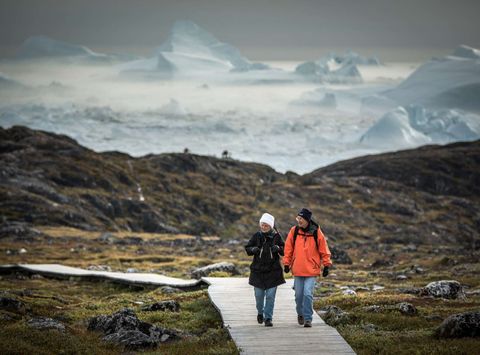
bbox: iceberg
[331,50,381,66]
[361,105,480,149]
[291,91,337,109]
[405,105,480,142]
[383,45,480,111]
[158,99,188,116]
[295,50,380,83]
[121,20,269,75]
[0,73,25,90]
[15,35,138,63]
[360,107,431,148]
[452,45,480,59]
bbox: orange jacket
[283,224,332,277]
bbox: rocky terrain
[0,126,479,354]
[1,125,479,249]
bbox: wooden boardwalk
[204,277,356,355]
[2,265,356,353]
[0,264,202,288]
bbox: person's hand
[271,245,280,253]
[284,265,290,273]
[250,246,260,254]
[322,266,329,277]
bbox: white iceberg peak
[452,44,480,59]
[123,20,269,75]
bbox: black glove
[271,245,280,253]
[322,266,329,277]
[284,265,290,273]
[250,246,260,255]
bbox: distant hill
[1,126,478,249]
[304,140,480,198]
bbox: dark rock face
[436,311,480,338]
[88,308,178,350]
[27,317,66,332]
[421,280,464,299]
[191,262,238,279]
[141,300,180,312]
[0,297,28,314]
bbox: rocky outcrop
[191,262,238,279]
[27,317,66,332]
[0,222,46,241]
[420,280,464,299]
[435,311,480,338]
[397,302,417,315]
[306,140,480,198]
[320,305,351,326]
[88,308,179,350]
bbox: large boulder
[436,310,480,338]
[191,262,238,279]
[27,317,66,332]
[88,308,179,350]
[421,280,464,299]
[397,302,417,315]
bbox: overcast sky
[1,0,479,60]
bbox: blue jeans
[294,276,316,321]
[254,286,277,320]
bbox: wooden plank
[203,277,356,355]
[0,264,202,288]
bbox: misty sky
[1,0,479,60]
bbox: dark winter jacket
[245,230,286,290]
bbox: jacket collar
[261,229,275,238]
[300,222,317,235]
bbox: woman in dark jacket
[245,212,285,327]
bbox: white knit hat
[259,213,275,229]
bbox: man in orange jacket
[283,208,332,327]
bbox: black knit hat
[298,208,312,221]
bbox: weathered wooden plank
[0,264,203,288]
[203,277,356,355]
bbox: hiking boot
[257,314,264,324]
[297,315,304,325]
[304,320,312,328]
[264,319,273,327]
